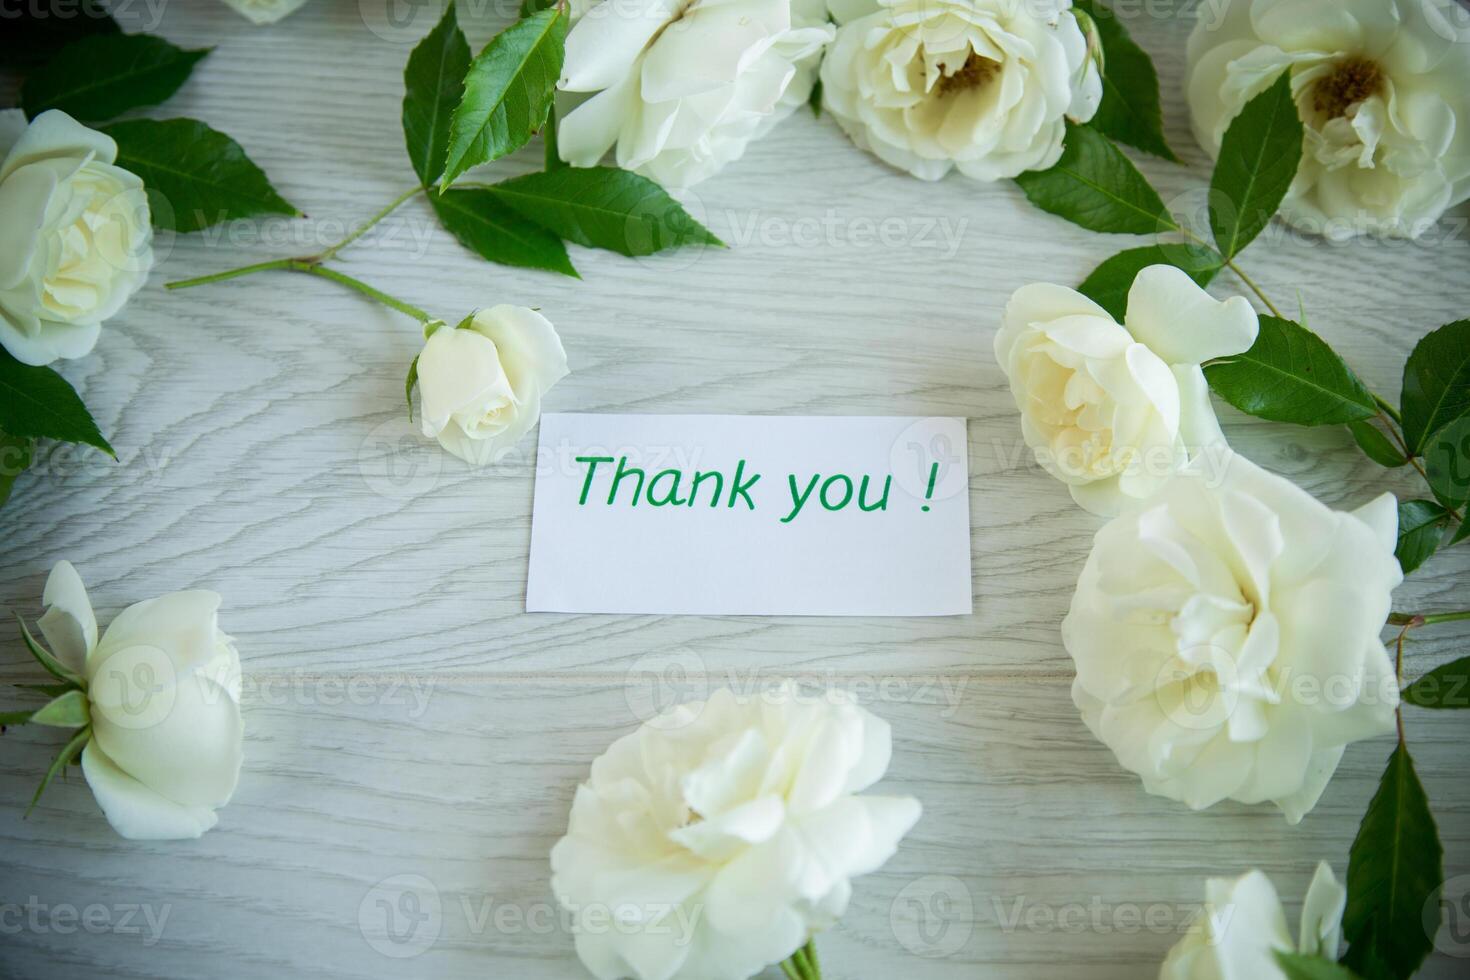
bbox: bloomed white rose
[1065,452,1402,823]
[551,682,922,980]
[0,110,153,367]
[557,0,835,188]
[37,561,243,840]
[1186,0,1470,239]
[995,265,1258,516]
[216,0,310,25]
[416,305,569,466]
[820,0,1102,181]
[1161,862,1346,979]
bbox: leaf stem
[780,939,823,980]
[315,185,425,263]
[1221,257,1285,319]
[1374,394,1403,426]
[1389,610,1470,628]
[1173,223,1465,526]
[165,258,295,290]
[1375,409,1459,520]
[1174,225,1285,318]
[802,939,821,979]
[291,263,439,325]
[1368,404,1465,528]
[1394,625,1408,744]
[168,260,438,326]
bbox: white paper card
[526,414,971,616]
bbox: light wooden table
[2,3,1468,977]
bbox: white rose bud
[0,110,153,366]
[1064,453,1402,823]
[1161,862,1346,979]
[551,681,922,980]
[820,0,1103,181]
[37,561,243,840]
[217,0,310,24]
[557,0,835,188]
[416,305,569,465]
[995,265,1258,516]
[1185,0,1470,239]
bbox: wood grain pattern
[2,2,1468,977]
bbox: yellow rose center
[936,51,1001,97]
[1312,56,1383,120]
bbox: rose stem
[1388,610,1470,628]
[168,259,437,326]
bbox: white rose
[0,110,153,367]
[416,305,569,465]
[820,0,1103,181]
[217,0,309,24]
[1185,0,1470,239]
[557,0,835,188]
[995,265,1258,516]
[551,681,922,980]
[36,561,243,840]
[1065,452,1402,823]
[1161,862,1346,979]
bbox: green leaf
[1015,123,1173,235]
[21,33,210,123]
[1076,244,1220,321]
[1204,315,1376,425]
[431,188,577,277]
[103,118,300,234]
[1273,952,1362,980]
[1208,71,1303,259]
[1341,744,1443,980]
[0,710,35,727]
[441,8,567,189]
[808,78,823,119]
[16,616,84,687]
[0,428,34,510]
[1072,0,1177,162]
[27,726,91,817]
[0,1,117,72]
[1451,516,1470,546]
[1403,656,1470,709]
[1348,419,1407,468]
[0,350,113,455]
[1395,500,1450,575]
[484,167,723,257]
[29,690,89,729]
[519,0,557,14]
[1401,320,1470,455]
[402,1,472,187]
[405,355,420,423]
[1424,416,1470,510]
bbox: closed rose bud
[37,561,244,840]
[1161,863,1346,978]
[415,305,570,465]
